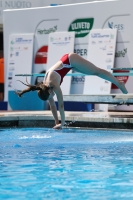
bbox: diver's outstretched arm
[48,97,59,126]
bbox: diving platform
[63,94,133,105]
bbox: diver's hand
[53,124,62,130]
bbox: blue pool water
[0,128,133,199]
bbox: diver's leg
[69,53,128,94]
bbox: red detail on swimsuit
[54,54,72,84]
[55,68,72,84]
[60,54,70,65]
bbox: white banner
[84,29,117,111]
[5,33,34,103]
[47,32,75,99]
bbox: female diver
[16,53,128,129]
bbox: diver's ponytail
[15,78,50,101]
[15,78,43,97]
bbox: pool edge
[0,111,133,130]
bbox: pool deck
[0,110,133,129]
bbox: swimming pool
[0,128,133,199]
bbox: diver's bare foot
[119,81,128,94]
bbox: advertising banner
[3,0,133,110]
[83,29,117,111]
[103,13,133,110]
[47,32,75,98]
[5,33,34,108]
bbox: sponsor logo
[15,38,32,43]
[92,41,96,44]
[35,46,48,64]
[110,34,114,39]
[74,48,87,56]
[10,53,15,57]
[11,38,32,45]
[8,81,12,87]
[5,1,32,9]
[37,25,57,35]
[71,76,85,83]
[50,36,71,42]
[9,72,13,77]
[24,47,28,50]
[68,18,94,38]
[50,37,54,42]
[16,52,19,56]
[10,40,15,45]
[107,53,113,55]
[9,62,15,65]
[10,46,20,50]
[108,21,124,31]
[10,47,14,51]
[8,71,13,80]
[115,48,127,58]
[91,33,110,38]
[50,36,72,45]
